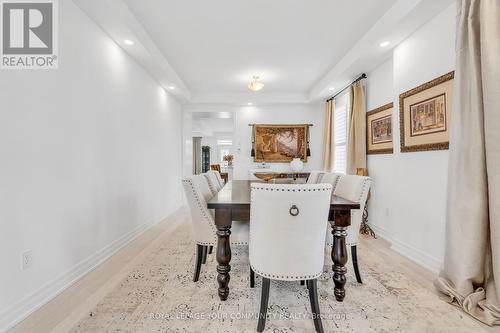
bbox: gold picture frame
[367,103,393,155]
[399,71,454,152]
[253,124,308,162]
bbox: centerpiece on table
[223,154,234,166]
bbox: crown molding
[73,0,454,105]
[308,0,455,101]
[72,0,191,101]
[188,91,310,106]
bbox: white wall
[200,136,233,165]
[192,117,234,137]
[182,110,193,177]
[366,3,456,272]
[233,103,324,180]
[0,1,184,330]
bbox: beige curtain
[434,0,500,326]
[346,81,367,175]
[322,100,334,171]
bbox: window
[333,92,350,174]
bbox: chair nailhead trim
[202,174,218,197]
[196,242,248,246]
[251,187,331,192]
[328,177,371,246]
[249,184,331,280]
[182,179,218,243]
[250,265,321,280]
[333,176,341,189]
[184,178,250,246]
[357,178,371,203]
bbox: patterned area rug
[71,223,487,333]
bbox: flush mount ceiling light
[329,87,335,91]
[247,76,264,92]
[124,39,134,46]
[379,41,390,47]
[247,102,253,106]
[168,86,175,90]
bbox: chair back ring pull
[289,205,299,216]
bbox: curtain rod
[326,73,367,102]
[247,124,313,126]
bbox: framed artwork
[399,71,454,152]
[367,102,393,155]
[253,124,308,162]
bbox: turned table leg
[331,210,350,302]
[215,208,232,301]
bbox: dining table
[207,179,360,302]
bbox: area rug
[70,223,488,333]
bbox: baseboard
[390,238,441,274]
[367,223,441,274]
[367,223,395,241]
[0,207,184,333]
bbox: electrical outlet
[22,250,33,270]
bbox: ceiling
[74,0,455,104]
[123,0,396,94]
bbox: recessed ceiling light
[124,39,134,46]
[379,41,390,47]
[247,102,253,106]
[168,86,175,90]
[328,87,335,91]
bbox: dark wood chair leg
[208,246,213,254]
[307,279,324,333]
[202,245,208,264]
[193,244,204,282]
[300,280,305,286]
[307,280,318,332]
[257,278,271,332]
[351,245,362,284]
[250,267,255,288]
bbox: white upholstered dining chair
[211,169,225,187]
[204,170,223,196]
[250,183,332,333]
[326,175,372,283]
[319,172,342,188]
[182,175,249,282]
[306,171,326,184]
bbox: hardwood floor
[8,212,496,333]
[358,236,497,333]
[8,209,188,333]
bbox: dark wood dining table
[207,180,360,302]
